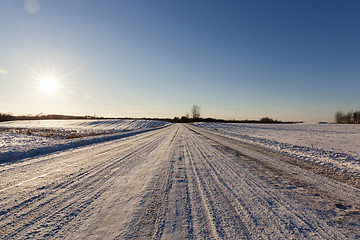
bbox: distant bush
[259,117,279,123]
[0,113,15,122]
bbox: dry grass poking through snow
[0,127,109,139]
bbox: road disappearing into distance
[0,124,359,239]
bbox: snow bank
[0,119,170,163]
[193,122,360,177]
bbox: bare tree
[354,111,360,124]
[335,111,345,124]
[335,110,360,124]
[346,112,354,124]
[191,105,201,119]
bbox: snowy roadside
[0,119,171,163]
[193,122,360,178]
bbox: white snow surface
[193,122,360,177]
[0,119,170,162]
[0,119,167,133]
[1,124,359,239]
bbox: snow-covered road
[0,124,359,239]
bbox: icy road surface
[0,124,359,239]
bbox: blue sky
[1,0,360,122]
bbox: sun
[40,77,58,93]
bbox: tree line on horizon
[169,105,302,124]
[0,113,101,122]
[334,110,360,124]
[0,106,302,124]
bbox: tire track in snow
[185,128,251,239]
[0,126,175,239]
[0,126,170,191]
[1,130,162,222]
[185,124,360,238]
[117,125,180,239]
[1,124,358,239]
[185,138,221,239]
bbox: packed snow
[193,122,360,177]
[1,124,359,239]
[0,119,170,162]
[2,120,360,178]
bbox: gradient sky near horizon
[1,0,360,122]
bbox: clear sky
[1,0,360,122]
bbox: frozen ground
[193,122,360,178]
[0,123,359,239]
[0,119,169,162]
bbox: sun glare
[40,77,58,93]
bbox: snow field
[0,119,168,135]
